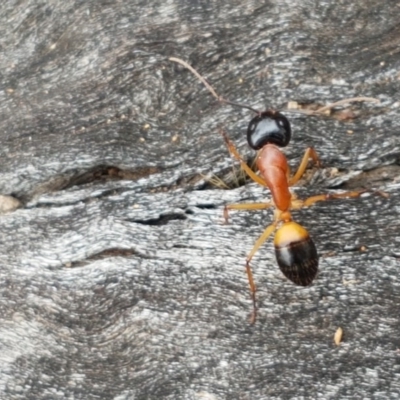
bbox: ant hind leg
[244,221,278,324]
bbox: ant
[170,57,382,324]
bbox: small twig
[314,97,380,114]
[284,97,380,116]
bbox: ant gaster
[170,57,381,324]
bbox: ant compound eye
[247,111,291,150]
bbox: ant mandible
[170,57,381,324]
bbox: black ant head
[247,111,291,150]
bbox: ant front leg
[289,147,321,186]
[220,129,268,188]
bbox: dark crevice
[89,248,137,258]
[67,248,137,268]
[28,168,208,204]
[172,244,190,249]
[340,165,400,190]
[194,204,218,210]
[131,213,187,226]
[63,165,161,190]
[18,165,162,203]
[200,155,257,190]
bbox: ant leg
[292,189,369,209]
[289,147,321,186]
[244,222,278,324]
[220,129,267,187]
[224,202,273,223]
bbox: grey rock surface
[0,1,400,399]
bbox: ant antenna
[169,57,260,114]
